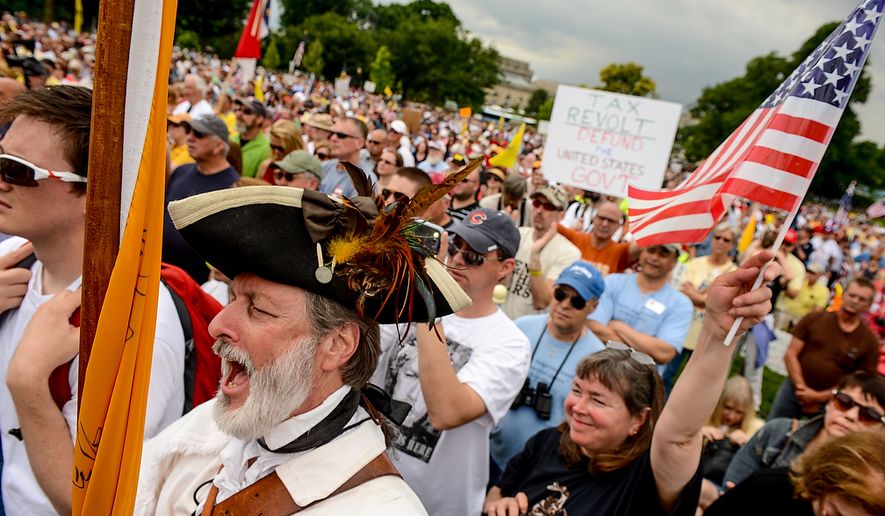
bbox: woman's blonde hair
[269,119,304,155]
[791,429,885,514]
[707,375,757,434]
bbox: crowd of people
[1,12,884,516]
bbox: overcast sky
[387,0,885,144]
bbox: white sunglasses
[0,153,86,187]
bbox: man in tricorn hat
[136,171,472,514]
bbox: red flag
[234,0,270,59]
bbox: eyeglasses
[0,154,86,187]
[315,152,331,160]
[831,390,885,425]
[273,170,312,183]
[594,214,621,225]
[270,144,286,153]
[605,341,656,366]
[532,198,558,212]
[331,131,357,140]
[234,105,254,116]
[713,235,733,243]
[553,287,586,310]
[381,188,409,203]
[367,139,385,145]
[183,125,209,139]
[447,238,499,267]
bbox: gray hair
[303,291,380,388]
[713,222,737,242]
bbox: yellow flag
[489,122,526,169]
[254,72,265,102]
[384,85,393,97]
[74,0,83,34]
[72,0,177,513]
[737,210,757,254]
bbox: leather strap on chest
[200,452,401,515]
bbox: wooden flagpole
[79,0,136,401]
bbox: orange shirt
[557,225,630,275]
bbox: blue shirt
[589,273,693,361]
[490,314,605,469]
[319,159,378,198]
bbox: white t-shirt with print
[0,237,185,515]
[373,310,530,516]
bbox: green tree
[285,12,373,80]
[537,97,554,121]
[525,89,549,116]
[175,30,201,50]
[279,0,366,28]
[301,39,325,78]
[175,0,251,56]
[369,45,395,92]
[261,37,282,71]
[597,63,657,97]
[678,22,876,197]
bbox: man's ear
[496,257,516,283]
[317,321,359,373]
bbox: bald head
[0,78,26,105]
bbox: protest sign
[544,85,681,197]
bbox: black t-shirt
[496,428,703,516]
[704,467,813,516]
[162,163,240,283]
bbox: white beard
[212,337,317,440]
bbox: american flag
[294,40,305,67]
[868,198,885,219]
[830,179,856,229]
[628,0,884,247]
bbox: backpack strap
[201,452,400,515]
[160,275,197,412]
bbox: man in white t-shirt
[0,85,185,515]
[501,186,580,320]
[373,208,530,516]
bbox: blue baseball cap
[555,261,605,301]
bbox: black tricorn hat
[167,164,476,324]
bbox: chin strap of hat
[257,385,410,454]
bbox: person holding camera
[490,261,606,475]
[484,250,779,516]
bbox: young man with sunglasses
[267,150,322,191]
[372,208,530,516]
[0,85,186,515]
[588,244,693,370]
[501,186,580,320]
[230,98,270,179]
[381,167,431,206]
[320,117,377,199]
[771,277,878,419]
[491,260,606,474]
[163,114,239,284]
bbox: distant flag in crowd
[489,122,526,169]
[254,72,265,102]
[234,0,271,82]
[868,198,885,219]
[72,0,177,513]
[737,208,758,253]
[829,179,856,229]
[383,85,393,97]
[628,0,884,247]
[289,40,305,74]
[74,0,83,33]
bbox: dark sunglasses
[713,235,733,243]
[553,287,586,310]
[831,390,885,425]
[381,188,409,203]
[270,144,286,153]
[315,152,331,160]
[532,198,558,211]
[379,159,398,166]
[447,239,498,267]
[367,139,385,145]
[235,105,254,116]
[183,125,209,139]
[273,170,311,183]
[0,154,86,187]
[331,131,356,140]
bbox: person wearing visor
[491,261,606,474]
[163,114,239,284]
[373,208,530,516]
[267,150,322,191]
[588,244,693,370]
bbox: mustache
[213,338,256,376]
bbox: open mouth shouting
[214,340,255,404]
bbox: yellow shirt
[170,144,194,169]
[778,280,829,317]
[681,256,737,350]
